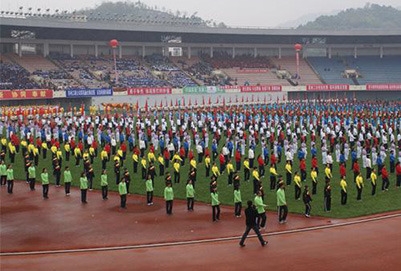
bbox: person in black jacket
[239,200,267,247]
[303,185,312,218]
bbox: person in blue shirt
[390,151,395,173]
[277,145,282,163]
[263,147,269,165]
[377,156,383,176]
[351,150,357,165]
[297,148,305,161]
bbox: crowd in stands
[202,52,271,69]
[0,62,41,90]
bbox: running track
[1,182,401,270]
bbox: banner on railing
[240,85,282,92]
[236,69,269,73]
[0,89,53,100]
[66,88,113,98]
[366,84,401,91]
[306,84,350,91]
[183,86,225,94]
[128,87,172,95]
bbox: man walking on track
[239,200,267,247]
[277,181,288,223]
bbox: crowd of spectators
[0,62,41,90]
[202,52,271,69]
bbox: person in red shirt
[219,152,225,174]
[381,166,389,191]
[120,142,127,160]
[312,156,318,175]
[300,158,306,182]
[353,160,360,183]
[270,152,277,169]
[179,146,186,166]
[92,140,98,156]
[257,155,265,177]
[235,149,241,171]
[396,162,401,188]
[340,163,346,178]
[163,148,170,168]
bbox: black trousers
[372,183,376,195]
[253,178,259,194]
[166,200,173,214]
[295,185,301,199]
[147,191,153,204]
[205,166,210,177]
[66,152,70,161]
[102,160,107,170]
[81,189,87,203]
[235,202,242,216]
[382,178,389,190]
[29,178,36,191]
[212,205,221,221]
[357,187,363,200]
[324,196,331,211]
[257,212,267,228]
[341,190,347,205]
[397,175,401,187]
[1,175,6,185]
[133,162,138,173]
[259,165,265,177]
[228,173,233,185]
[270,176,276,190]
[102,185,108,199]
[120,194,127,208]
[390,162,395,173]
[244,168,250,181]
[278,205,288,222]
[55,174,61,186]
[42,184,49,198]
[43,149,47,159]
[187,197,194,210]
[236,161,241,171]
[174,171,180,183]
[159,164,165,176]
[301,170,306,182]
[305,203,311,216]
[286,172,291,185]
[7,180,13,193]
[65,182,71,194]
[312,181,317,195]
[141,168,146,180]
[366,167,372,180]
[239,226,265,246]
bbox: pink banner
[0,89,53,100]
[236,69,269,74]
[306,84,350,91]
[127,87,172,95]
[366,84,401,91]
[240,85,282,93]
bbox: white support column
[70,44,74,58]
[380,46,383,58]
[328,47,332,59]
[278,47,282,59]
[232,47,235,59]
[18,42,22,57]
[43,42,49,57]
[210,47,214,58]
[188,47,192,59]
[354,46,357,59]
[142,46,146,58]
[95,44,98,58]
[119,45,122,59]
[254,47,257,58]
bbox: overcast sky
[2,0,400,27]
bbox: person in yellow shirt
[311,167,318,195]
[325,164,332,181]
[89,146,95,164]
[74,147,82,167]
[356,172,364,201]
[285,161,292,186]
[252,167,260,195]
[64,142,71,161]
[132,152,139,173]
[212,162,220,179]
[205,154,211,177]
[340,177,347,205]
[50,144,57,156]
[227,160,234,186]
[117,149,124,167]
[190,158,197,171]
[1,138,7,154]
[173,160,180,183]
[9,143,16,163]
[101,149,108,170]
[370,168,377,196]
[158,155,165,176]
[244,158,250,182]
[33,147,39,166]
[294,171,302,200]
[42,142,48,159]
[21,140,28,156]
[172,153,182,163]
[141,157,147,180]
[148,151,156,163]
[270,165,278,191]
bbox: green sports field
[4,119,401,219]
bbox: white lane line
[1,213,400,257]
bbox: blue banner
[66,88,113,98]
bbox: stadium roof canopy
[1,17,401,45]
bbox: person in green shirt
[186,180,195,211]
[6,164,14,194]
[146,175,154,206]
[0,160,6,186]
[164,183,174,215]
[234,186,242,217]
[64,166,72,196]
[254,190,267,229]
[28,163,36,191]
[80,172,88,203]
[119,178,127,208]
[276,181,288,224]
[41,168,50,199]
[101,169,108,200]
[211,187,220,222]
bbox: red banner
[240,85,282,93]
[0,89,53,100]
[366,84,401,91]
[127,87,171,95]
[306,84,350,91]
[236,69,269,74]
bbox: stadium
[1,2,401,270]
